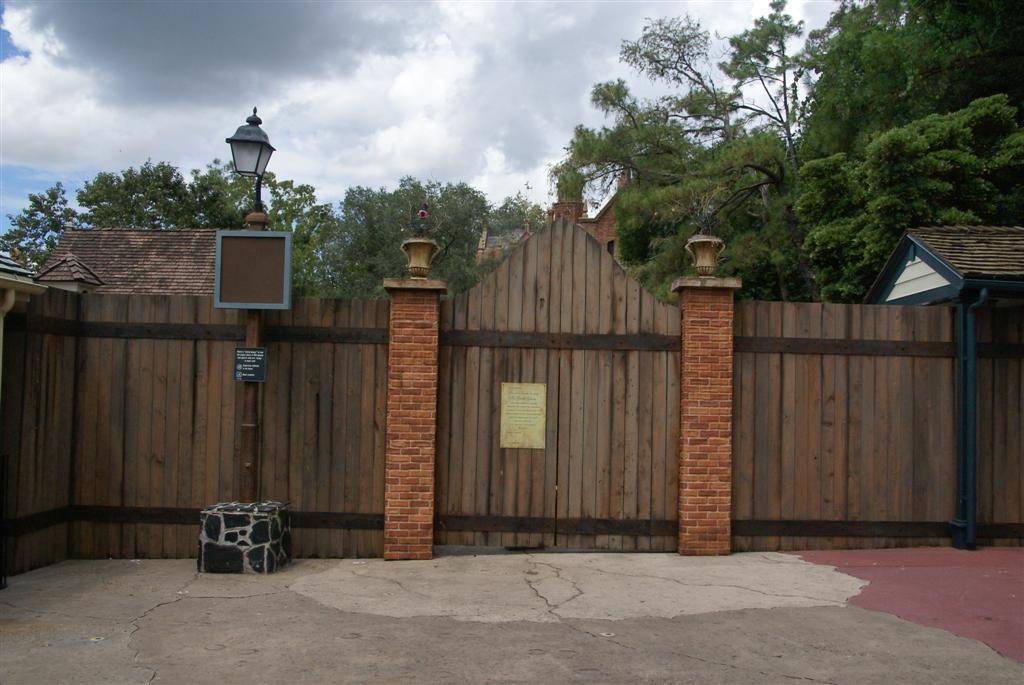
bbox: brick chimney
[550,199,587,224]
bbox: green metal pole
[952,290,987,550]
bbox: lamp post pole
[238,209,267,503]
[225,107,276,504]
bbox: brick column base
[672,276,741,556]
[383,278,445,560]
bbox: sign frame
[214,230,293,310]
[233,346,268,382]
[499,382,547,449]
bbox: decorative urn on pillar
[401,202,439,278]
[685,232,726,276]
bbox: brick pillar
[382,278,446,560]
[672,276,741,556]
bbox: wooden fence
[436,220,680,551]
[1,266,1021,575]
[731,301,1022,550]
[1,291,77,574]
[2,290,388,574]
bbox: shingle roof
[41,227,216,295]
[484,230,525,251]
[0,251,34,279]
[910,226,1024,280]
[35,252,105,286]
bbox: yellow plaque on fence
[500,383,546,449]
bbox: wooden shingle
[39,228,216,295]
[909,226,1024,280]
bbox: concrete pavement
[1,552,1021,684]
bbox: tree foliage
[802,0,1024,158]
[487,191,547,236]
[4,161,542,299]
[1,182,80,270]
[800,95,1024,301]
[558,0,1022,302]
[320,178,492,298]
[560,0,818,301]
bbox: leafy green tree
[487,192,546,237]
[801,0,1024,158]
[800,95,1024,301]
[1,182,80,271]
[264,177,342,295]
[559,1,820,300]
[186,160,250,229]
[322,177,491,298]
[3,160,340,293]
[77,161,196,229]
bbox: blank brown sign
[217,234,290,307]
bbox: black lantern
[226,107,275,210]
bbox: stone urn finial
[401,202,439,279]
[685,232,726,276]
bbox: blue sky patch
[1,166,92,234]
[1,2,29,61]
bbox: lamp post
[226,107,275,502]
[226,107,275,219]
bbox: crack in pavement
[586,564,849,605]
[123,576,292,683]
[518,557,840,684]
[126,573,199,684]
[520,557,637,652]
[524,555,584,615]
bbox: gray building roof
[40,227,216,295]
[35,252,105,286]
[0,252,34,279]
[867,225,1024,304]
[909,226,1024,280]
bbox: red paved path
[798,547,1024,663]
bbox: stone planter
[401,237,439,278]
[198,501,291,574]
[685,233,726,276]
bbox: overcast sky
[0,0,837,231]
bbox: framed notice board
[499,382,546,449]
[233,347,267,382]
[214,230,293,309]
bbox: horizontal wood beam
[264,326,388,345]
[980,342,1024,359]
[81,322,243,341]
[4,315,388,345]
[6,509,1022,540]
[735,337,1021,359]
[2,506,74,537]
[288,511,385,529]
[435,515,678,537]
[2,506,385,536]
[734,337,956,357]
[732,519,1023,538]
[440,329,678,352]
[8,314,1022,358]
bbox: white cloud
[1,1,838,217]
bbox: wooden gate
[435,220,680,550]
